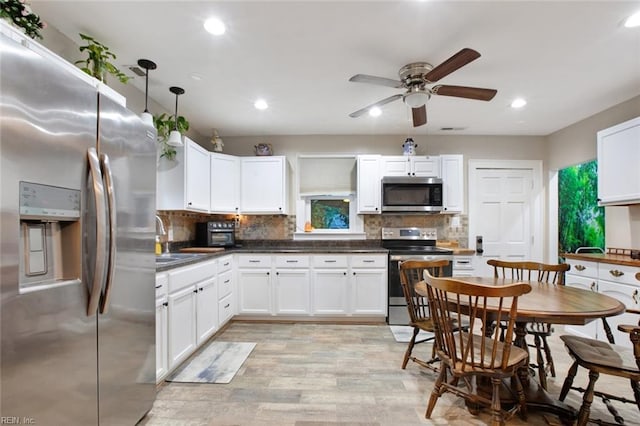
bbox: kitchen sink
[156,253,206,266]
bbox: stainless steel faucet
[155,215,170,254]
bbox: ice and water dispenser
[18,181,82,293]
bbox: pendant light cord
[144,69,150,113]
[174,94,179,131]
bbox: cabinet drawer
[156,273,168,299]
[274,255,309,268]
[313,255,348,268]
[565,259,598,278]
[218,255,233,273]
[218,293,234,324]
[168,260,217,293]
[351,254,386,268]
[218,270,233,299]
[453,256,474,270]
[238,254,271,268]
[598,263,638,286]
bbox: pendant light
[167,86,185,147]
[137,59,157,126]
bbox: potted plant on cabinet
[0,0,45,40]
[75,33,129,84]
[154,113,190,160]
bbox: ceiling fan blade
[424,48,481,83]
[412,105,427,127]
[432,85,497,101]
[349,74,404,89]
[349,94,403,118]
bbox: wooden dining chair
[487,259,569,390]
[422,272,532,426]
[558,308,640,426]
[398,259,450,370]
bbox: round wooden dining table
[414,277,626,423]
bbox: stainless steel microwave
[381,176,443,213]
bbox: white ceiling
[31,1,640,138]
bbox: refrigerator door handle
[87,148,108,316]
[99,153,116,314]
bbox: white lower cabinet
[274,255,310,315]
[168,284,198,369]
[452,255,476,277]
[564,273,599,339]
[155,273,169,383]
[195,277,218,344]
[237,255,272,314]
[312,255,350,315]
[597,279,639,347]
[350,255,387,315]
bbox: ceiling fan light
[368,107,381,117]
[403,91,430,108]
[167,130,183,147]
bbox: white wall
[546,95,640,250]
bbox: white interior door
[469,160,543,275]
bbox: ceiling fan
[348,48,497,127]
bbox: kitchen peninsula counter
[563,252,640,268]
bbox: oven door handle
[390,254,453,262]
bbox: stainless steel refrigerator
[1,23,156,424]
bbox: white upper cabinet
[597,116,640,205]
[241,156,289,214]
[210,152,240,213]
[157,137,211,212]
[356,155,381,214]
[381,155,441,177]
[441,154,464,213]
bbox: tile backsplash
[158,211,468,248]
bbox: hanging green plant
[154,113,190,160]
[74,33,130,84]
[1,0,46,40]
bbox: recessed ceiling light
[368,107,381,117]
[190,73,202,81]
[511,98,527,109]
[204,17,226,35]
[624,10,640,28]
[254,99,268,110]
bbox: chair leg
[402,327,419,369]
[534,334,547,390]
[541,334,555,377]
[513,371,527,420]
[490,377,505,426]
[425,365,446,418]
[631,379,640,412]
[559,361,579,401]
[577,370,599,426]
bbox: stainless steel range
[382,227,453,325]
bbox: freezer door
[96,94,157,425]
[0,29,99,424]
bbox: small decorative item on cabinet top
[402,138,417,156]
[254,143,273,156]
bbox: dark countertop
[563,252,640,268]
[157,241,388,272]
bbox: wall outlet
[168,227,174,241]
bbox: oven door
[207,231,235,247]
[387,254,453,325]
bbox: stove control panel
[381,227,438,240]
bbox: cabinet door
[237,269,272,314]
[357,155,381,214]
[168,285,197,369]
[441,154,464,213]
[411,156,440,177]
[597,280,639,348]
[597,117,640,205]
[210,153,240,213]
[381,156,410,176]
[312,269,349,314]
[155,297,168,382]
[274,269,310,314]
[184,139,211,212]
[350,269,387,315]
[240,157,287,214]
[564,275,598,339]
[196,277,218,344]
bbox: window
[311,198,350,230]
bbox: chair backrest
[399,259,450,324]
[487,259,569,285]
[423,272,531,371]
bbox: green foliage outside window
[311,199,349,229]
[558,160,605,254]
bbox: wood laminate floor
[140,322,638,426]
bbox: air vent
[440,127,467,131]
[126,65,146,77]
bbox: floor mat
[389,325,434,343]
